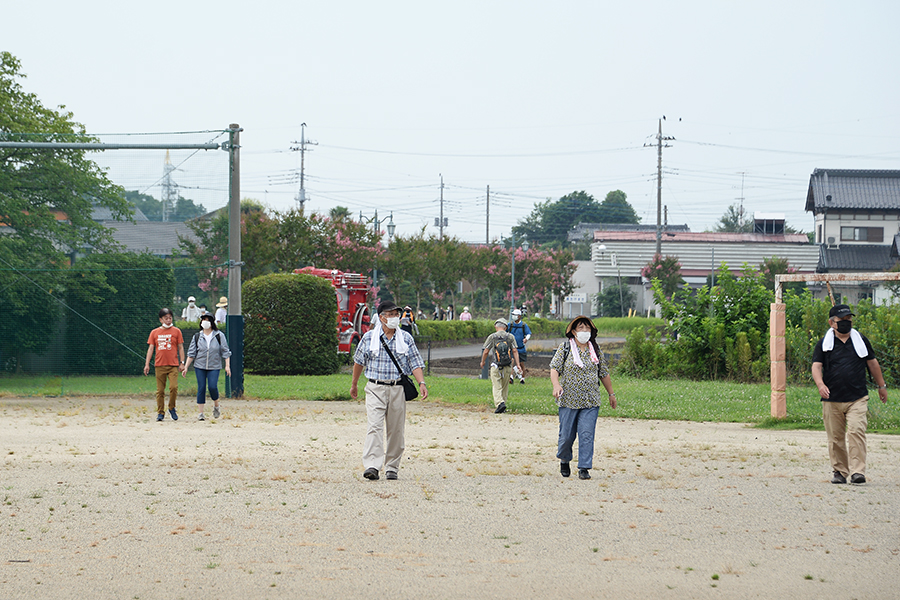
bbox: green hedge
[243,273,339,375]
[412,316,663,342]
[64,253,175,375]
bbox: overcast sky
[6,1,900,243]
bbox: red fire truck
[293,267,371,353]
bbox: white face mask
[161,322,173,329]
[201,321,212,330]
[575,331,591,344]
[385,316,401,330]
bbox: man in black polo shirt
[811,304,888,485]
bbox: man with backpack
[480,318,521,414]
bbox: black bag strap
[379,335,406,378]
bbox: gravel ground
[2,396,899,600]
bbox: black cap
[829,304,854,319]
[377,301,400,315]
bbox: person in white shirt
[181,296,201,322]
[215,296,227,325]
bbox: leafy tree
[513,190,640,248]
[0,51,129,368]
[714,203,752,233]
[597,190,640,224]
[425,236,471,310]
[379,230,432,312]
[759,256,804,295]
[596,283,635,318]
[641,254,684,297]
[124,189,205,221]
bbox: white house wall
[591,241,819,279]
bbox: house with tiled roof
[805,169,900,304]
[580,219,819,315]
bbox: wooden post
[770,302,787,418]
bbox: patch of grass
[4,370,899,433]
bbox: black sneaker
[363,468,379,481]
[386,471,398,480]
[850,473,866,484]
[560,462,571,478]
[169,409,178,421]
[831,471,847,484]
[494,402,506,414]
[578,469,591,480]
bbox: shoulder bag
[379,336,419,401]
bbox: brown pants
[822,396,868,476]
[155,365,179,414]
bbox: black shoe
[831,471,847,484]
[850,473,866,484]
[363,468,379,480]
[494,402,506,414]
[520,378,525,385]
[578,469,591,480]
[386,471,398,480]
[560,462,570,478]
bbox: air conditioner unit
[827,236,836,248]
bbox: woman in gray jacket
[183,314,231,421]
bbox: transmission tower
[161,150,178,222]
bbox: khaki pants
[490,365,510,408]
[363,381,406,474]
[822,397,868,476]
[155,365,179,414]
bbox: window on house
[840,226,884,242]
[817,225,822,244]
[858,291,873,302]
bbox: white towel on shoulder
[368,321,408,357]
[822,328,867,358]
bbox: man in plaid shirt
[351,301,428,481]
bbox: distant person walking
[144,308,185,422]
[181,296,201,322]
[811,304,888,485]
[480,319,521,414]
[550,316,616,480]
[508,308,532,383]
[351,301,428,481]
[215,296,228,325]
[459,306,472,321]
[183,313,232,421]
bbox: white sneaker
[212,406,220,419]
[198,413,205,421]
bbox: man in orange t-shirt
[144,308,185,421]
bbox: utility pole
[645,118,675,255]
[736,172,746,231]
[440,175,444,239]
[485,184,490,244]
[290,123,316,211]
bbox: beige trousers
[155,365,179,414]
[363,381,406,474]
[490,365,510,408]
[822,397,868,476]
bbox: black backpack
[493,335,512,367]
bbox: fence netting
[1,130,232,393]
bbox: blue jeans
[557,406,599,469]
[195,368,220,405]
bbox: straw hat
[216,296,228,308]
[564,315,597,338]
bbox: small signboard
[564,293,587,304]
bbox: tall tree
[714,203,753,233]
[597,190,640,223]
[0,51,130,368]
[512,190,640,248]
